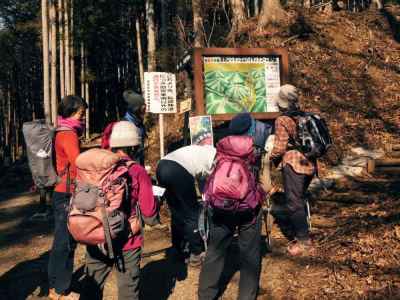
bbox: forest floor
[1,4,400,300]
[0,158,399,300]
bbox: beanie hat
[123,90,145,112]
[109,121,141,148]
[274,84,299,109]
[229,112,252,135]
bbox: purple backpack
[204,135,265,211]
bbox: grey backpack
[23,119,71,188]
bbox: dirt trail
[1,167,399,300]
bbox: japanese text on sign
[144,72,177,113]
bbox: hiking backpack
[67,148,135,259]
[204,135,264,211]
[22,119,72,188]
[286,112,332,159]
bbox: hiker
[101,90,147,165]
[48,95,88,300]
[156,145,217,266]
[198,114,265,300]
[123,90,147,165]
[270,84,316,256]
[81,121,158,300]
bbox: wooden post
[159,114,164,157]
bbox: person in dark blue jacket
[122,90,147,166]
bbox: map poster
[144,72,177,113]
[189,115,213,146]
[203,56,281,114]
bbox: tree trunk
[64,0,70,95]
[228,0,247,38]
[50,0,57,125]
[258,0,286,28]
[41,0,51,123]
[70,0,75,94]
[192,0,204,47]
[254,0,260,15]
[135,16,144,91]
[58,0,65,99]
[146,0,156,72]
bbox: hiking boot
[48,289,80,300]
[188,252,205,267]
[287,240,315,256]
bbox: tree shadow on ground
[140,248,188,300]
[0,201,53,251]
[381,8,400,43]
[0,251,84,300]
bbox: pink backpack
[204,135,264,211]
[67,148,134,258]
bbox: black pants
[272,165,313,241]
[48,191,76,294]
[81,246,141,300]
[156,159,203,255]
[198,209,262,300]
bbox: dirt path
[1,169,400,300]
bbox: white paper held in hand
[152,185,166,197]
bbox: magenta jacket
[122,163,157,251]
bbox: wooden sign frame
[193,48,289,120]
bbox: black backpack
[285,111,332,159]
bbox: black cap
[229,112,252,135]
[123,90,145,112]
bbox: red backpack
[204,135,265,211]
[67,148,135,258]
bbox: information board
[193,48,289,120]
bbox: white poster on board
[144,72,177,113]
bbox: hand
[129,217,141,235]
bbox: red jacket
[54,130,80,193]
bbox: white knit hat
[109,121,141,148]
[274,84,299,109]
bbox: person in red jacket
[48,95,87,300]
[81,121,158,300]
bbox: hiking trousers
[198,208,262,300]
[156,159,203,255]
[82,246,141,300]
[48,191,76,294]
[273,165,313,241]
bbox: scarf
[57,116,85,137]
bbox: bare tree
[146,0,156,72]
[258,0,286,28]
[135,15,144,90]
[64,0,70,95]
[50,0,57,124]
[70,0,75,94]
[41,0,51,123]
[192,0,204,47]
[228,0,247,38]
[58,0,65,98]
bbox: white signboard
[144,72,177,113]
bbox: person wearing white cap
[82,121,158,300]
[270,84,316,256]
